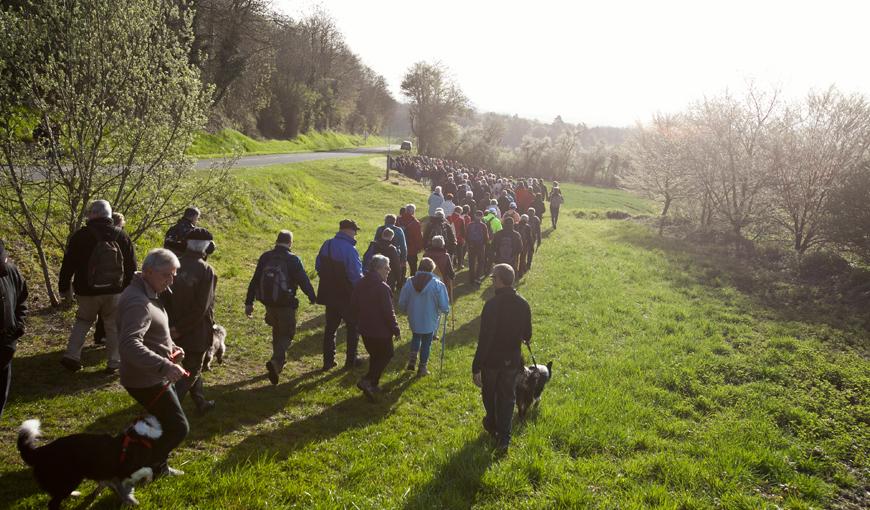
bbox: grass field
[0,157,867,509]
[187,129,389,159]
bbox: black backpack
[87,228,124,289]
[496,233,514,264]
[257,252,289,305]
[466,222,486,246]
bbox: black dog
[18,416,162,509]
[515,361,553,419]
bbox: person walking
[549,184,564,229]
[117,248,189,478]
[316,220,364,371]
[58,200,136,373]
[491,217,524,273]
[465,211,491,284]
[363,228,401,290]
[516,215,533,277]
[527,208,542,270]
[448,205,467,270]
[375,214,408,288]
[428,187,444,218]
[472,263,532,452]
[397,204,424,275]
[163,207,201,256]
[397,258,449,376]
[93,212,127,346]
[246,230,317,384]
[351,254,401,401]
[0,240,28,418]
[423,236,456,303]
[164,228,217,415]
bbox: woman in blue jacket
[397,257,450,376]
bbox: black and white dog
[17,416,162,509]
[202,324,227,372]
[515,361,553,419]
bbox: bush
[798,250,851,282]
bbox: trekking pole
[439,312,448,375]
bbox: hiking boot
[266,361,279,385]
[417,365,430,377]
[196,400,216,416]
[60,356,81,372]
[356,378,376,402]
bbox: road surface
[194,146,398,170]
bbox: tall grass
[188,129,388,158]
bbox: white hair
[406,203,416,214]
[186,239,211,254]
[431,235,445,248]
[370,253,390,271]
[381,227,395,240]
[142,248,180,272]
[434,186,442,193]
[89,200,112,219]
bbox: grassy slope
[188,129,389,159]
[1,159,866,509]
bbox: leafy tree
[400,61,471,156]
[825,162,870,263]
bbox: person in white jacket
[397,257,450,376]
[428,187,444,218]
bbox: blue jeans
[410,332,435,365]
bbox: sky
[275,0,870,127]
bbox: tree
[0,0,226,303]
[769,87,870,253]
[825,161,870,263]
[400,61,471,156]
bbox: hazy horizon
[277,0,870,127]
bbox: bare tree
[769,87,870,254]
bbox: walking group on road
[4,159,566,504]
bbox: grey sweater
[117,274,177,388]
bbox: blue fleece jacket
[398,271,450,334]
[315,231,363,286]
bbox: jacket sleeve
[14,268,28,337]
[522,298,532,343]
[117,298,174,375]
[245,254,264,306]
[472,300,496,373]
[445,254,456,280]
[397,281,410,314]
[381,285,400,336]
[397,230,408,261]
[292,257,317,304]
[122,234,137,287]
[345,246,363,286]
[58,230,81,292]
[315,241,326,274]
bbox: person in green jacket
[482,207,502,273]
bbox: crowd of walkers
[0,161,566,483]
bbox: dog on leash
[515,361,553,419]
[18,416,162,509]
[202,324,227,371]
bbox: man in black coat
[58,200,136,373]
[246,230,317,384]
[472,263,532,452]
[163,207,201,255]
[164,228,218,414]
[0,240,28,418]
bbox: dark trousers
[481,367,519,447]
[265,305,296,372]
[551,206,560,228]
[361,336,393,387]
[94,314,105,341]
[468,244,486,282]
[323,302,359,366]
[526,246,535,271]
[408,253,419,275]
[0,347,13,418]
[126,383,189,473]
[455,243,465,269]
[174,350,207,409]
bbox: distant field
[1,157,866,509]
[188,129,389,158]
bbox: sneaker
[266,361,279,385]
[417,365,430,377]
[60,357,81,372]
[196,400,216,416]
[356,379,376,402]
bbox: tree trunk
[659,196,672,236]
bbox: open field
[0,157,866,509]
[188,129,389,159]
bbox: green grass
[1,157,866,509]
[187,129,389,159]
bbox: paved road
[195,145,398,170]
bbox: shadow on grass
[216,375,418,472]
[8,346,120,405]
[402,435,495,510]
[0,468,41,508]
[612,227,870,339]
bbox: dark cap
[185,227,213,241]
[339,219,360,231]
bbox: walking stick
[439,312,448,375]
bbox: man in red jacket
[351,254,400,401]
[397,204,424,274]
[447,205,467,269]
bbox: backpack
[427,221,448,247]
[258,252,289,305]
[87,228,124,289]
[496,233,514,264]
[466,222,486,246]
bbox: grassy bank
[0,157,866,509]
[188,129,389,159]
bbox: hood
[411,272,433,292]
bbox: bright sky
[276,0,870,127]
